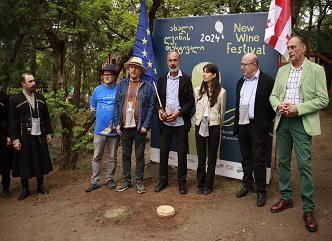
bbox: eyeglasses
[240,62,254,67]
[104,74,116,77]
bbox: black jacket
[233,71,275,139]
[155,71,194,132]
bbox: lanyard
[28,96,40,119]
[127,81,140,100]
[240,79,258,106]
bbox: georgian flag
[264,0,292,60]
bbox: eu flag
[133,0,158,93]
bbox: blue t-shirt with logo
[90,83,118,136]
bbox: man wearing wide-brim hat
[85,63,120,193]
[114,56,154,194]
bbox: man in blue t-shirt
[86,63,120,192]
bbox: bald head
[243,53,258,65]
[241,53,259,79]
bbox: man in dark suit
[154,51,194,194]
[233,53,275,207]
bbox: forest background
[0,0,331,170]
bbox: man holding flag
[113,0,155,194]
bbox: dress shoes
[236,187,251,198]
[197,188,204,194]
[154,182,168,193]
[256,193,266,207]
[270,198,293,213]
[18,188,31,201]
[303,212,318,232]
[37,185,49,194]
[178,184,187,195]
[3,189,12,199]
[203,188,213,195]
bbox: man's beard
[169,66,179,73]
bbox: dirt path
[0,107,331,241]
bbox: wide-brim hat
[99,63,119,75]
[124,56,147,73]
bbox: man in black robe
[9,73,53,200]
[0,90,12,199]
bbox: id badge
[31,117,41,135]
[127,101,133,111]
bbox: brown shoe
[303,212,318,232]
[271,198,293,213]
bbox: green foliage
[72,126,93,153]
[44,90,77,134]
[44,90,94,162]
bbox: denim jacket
[114,77,155,132]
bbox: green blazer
[270,58,329,136]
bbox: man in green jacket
[269,36,329,233]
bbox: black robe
[9,91,53,179]
[0,91,12,183]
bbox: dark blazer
[233,71,275,139]
[155,71,194,132]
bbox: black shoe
[203,188,213,195]
[37,185,49,194]
[18,188,31,201]
[3,189,12,199]
[107,179,116,190]
[197,188,204,194]
[257,193,266,207]
[236,187,251,198]
[154,181,168,193]
[85,183,100,192]
[179,184,187,195]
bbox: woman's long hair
[197,63,221,107]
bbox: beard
[169,66,179,73]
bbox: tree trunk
[59,114,76,170]
[73,33,84,109]
[306,0,314,58]
[291,0,305,27]
[1,33,25,91]
[30,48,36,77]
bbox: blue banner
[151,13,278,181]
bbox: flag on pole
[133,0,158,93]
[264,0,292,60]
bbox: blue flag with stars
[133,0,158,94]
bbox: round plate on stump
[156,205,175,218]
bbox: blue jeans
[91,133,120,184]
[120,128,147,182]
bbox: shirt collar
[291,59,305,71]
[167,69,182,79]
[243,69,260,82]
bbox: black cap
[99,63,118,75]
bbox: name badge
[127,101,133,111]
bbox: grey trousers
[90,133,120,184]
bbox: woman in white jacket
[194,63,226,195]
